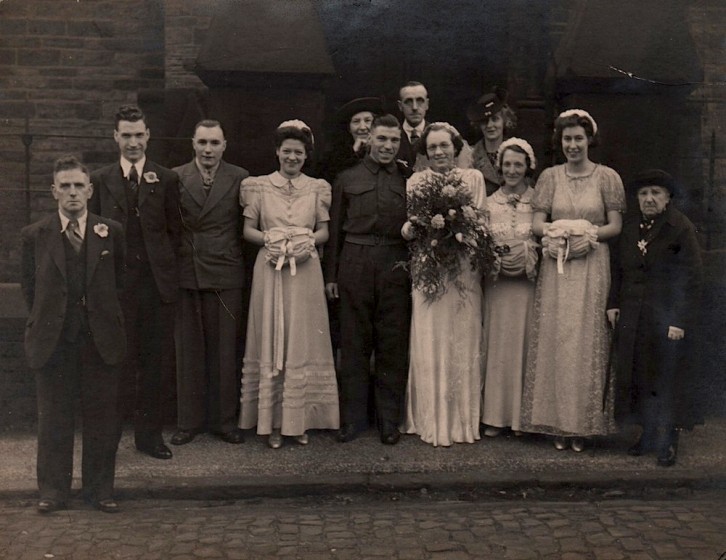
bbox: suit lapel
[44,214,67,280]
[106,165,129,215]
[179,162,208,211]
[201,161,234,218]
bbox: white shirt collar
[269,171,306,189]
[120,156,146,178]
[403,121,425,138]
[59,211,88,239]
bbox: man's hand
[667,326,685,340]
[606,308,620,329]
[325,282,339,300]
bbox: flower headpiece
[277,119,314,146]
[557,109,598,135]
[497,137,537,170]
[428,122,462,139]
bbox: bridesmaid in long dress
[481,138,539,438]
[520,110,625,452]
[239,120,340,449]
[401,122,487,447]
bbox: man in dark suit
[397,81,429,167]
[22,156,126,514]
[170,119,248,446]
[89,104,182,460]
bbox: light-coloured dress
[239,172,340,436]
[520,164,625,436]
[481,187,537,432]
[403,167,487,447]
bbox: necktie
[66,219,83,254]
[410,130,420,143]
[128,165,139,190]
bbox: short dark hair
[114,104,146,130]
[274,125,314,157]
[418,122,465,157]
[399,81,427,99]
[371,114,401,131]
[53,155,89,178]
[553,112,599,149]
[194,119,225,138]
[497,145,534,178]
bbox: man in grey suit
[170,120,249,445]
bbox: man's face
[193,125,226,170]
[367,125,401,165]
[52,168,93,219]
[397,85,429,127]
[114,119,149,163]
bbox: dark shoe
[37,499,64,514]
[571,437,586,453]
[337,423,360,443]
[268,431,283,449]
[628,438,649,456]
[380,425,401,445]
[95,499,121,514]
[218,428,245,444]
[137,442,173,460]
[553,436,567,450]
[656,444,677,467]
[170,429,201,446]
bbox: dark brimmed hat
[466,87,507,123]
[335,97,384,126]
[628,169,680,197]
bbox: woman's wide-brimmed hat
[628,168,680,197]
[335,97,384,126]
[466,87,507,123]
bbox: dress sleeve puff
[599,166,627,213]
[531,166,556,214]
[313,178,332,223]
[463,168,486,211]
[239,177,264,221]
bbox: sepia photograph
[0,0,724,558]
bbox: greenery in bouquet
[405,171,496,302]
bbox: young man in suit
[21,156,126,514]
[397,81,429,167]
[89,105,182,460]
[170,120,249,446]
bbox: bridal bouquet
[405,171,496,302]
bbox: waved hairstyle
[553,113,599,150]
[114,104,146,129]
[53,155,89,179]
[275,126,314,157]
[194,119,225,138]
[497,145,534,178]
[418,123,464,157]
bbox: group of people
[20,80,703,515]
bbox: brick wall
[164,0,215,90]
[0,0,166,281]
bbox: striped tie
[66,219,83,254]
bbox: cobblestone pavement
[1,491,725,560]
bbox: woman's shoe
[268,431,283,449]
[484,426,502,438]
[571,437,586,453]
[553,436,567,450]
[512,430,524,437]
[293,433,309,446]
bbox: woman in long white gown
[401,122,487,447]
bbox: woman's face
[561,125,589,163]
[276,138,307,178]
[638,185,671,219]
[500,149,528,190]
[349,111,374,141]
[480,111,504,144]
[426,129,456,173]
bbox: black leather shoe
[170,430,201,446]
[37,499,64,514]
[137,442,173,460]
[656,444,677,467]
[337,423,359,443]
[218,428,245,444]
[95,499,121,514]
[380,426,401,445]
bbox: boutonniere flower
[637,239,648,255]
[143,171,160,183]
[93,223,109,238]
[396,159,409,168]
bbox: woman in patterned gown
[239,120,339,449]
[401,122,487,447]
[481,138,539,438]
[520,110,625,452]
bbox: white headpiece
[277,119,314,146]
[557,109,598,135]
[428,122,462,138]
[497,137,537,170]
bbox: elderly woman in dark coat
[607,169,703,467]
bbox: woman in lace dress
[239,120,339,449]
[401,122,487,447]
[520,110,625,452]
[481,138,539,438]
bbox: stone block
[27,19,67,36]
[17,48,61,66]
[0,49,16,65]
[0,19,27,35]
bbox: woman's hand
[401,221,416,241]
[667,326,685,340]
[325,282,339,300]
[606,308,620,329]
